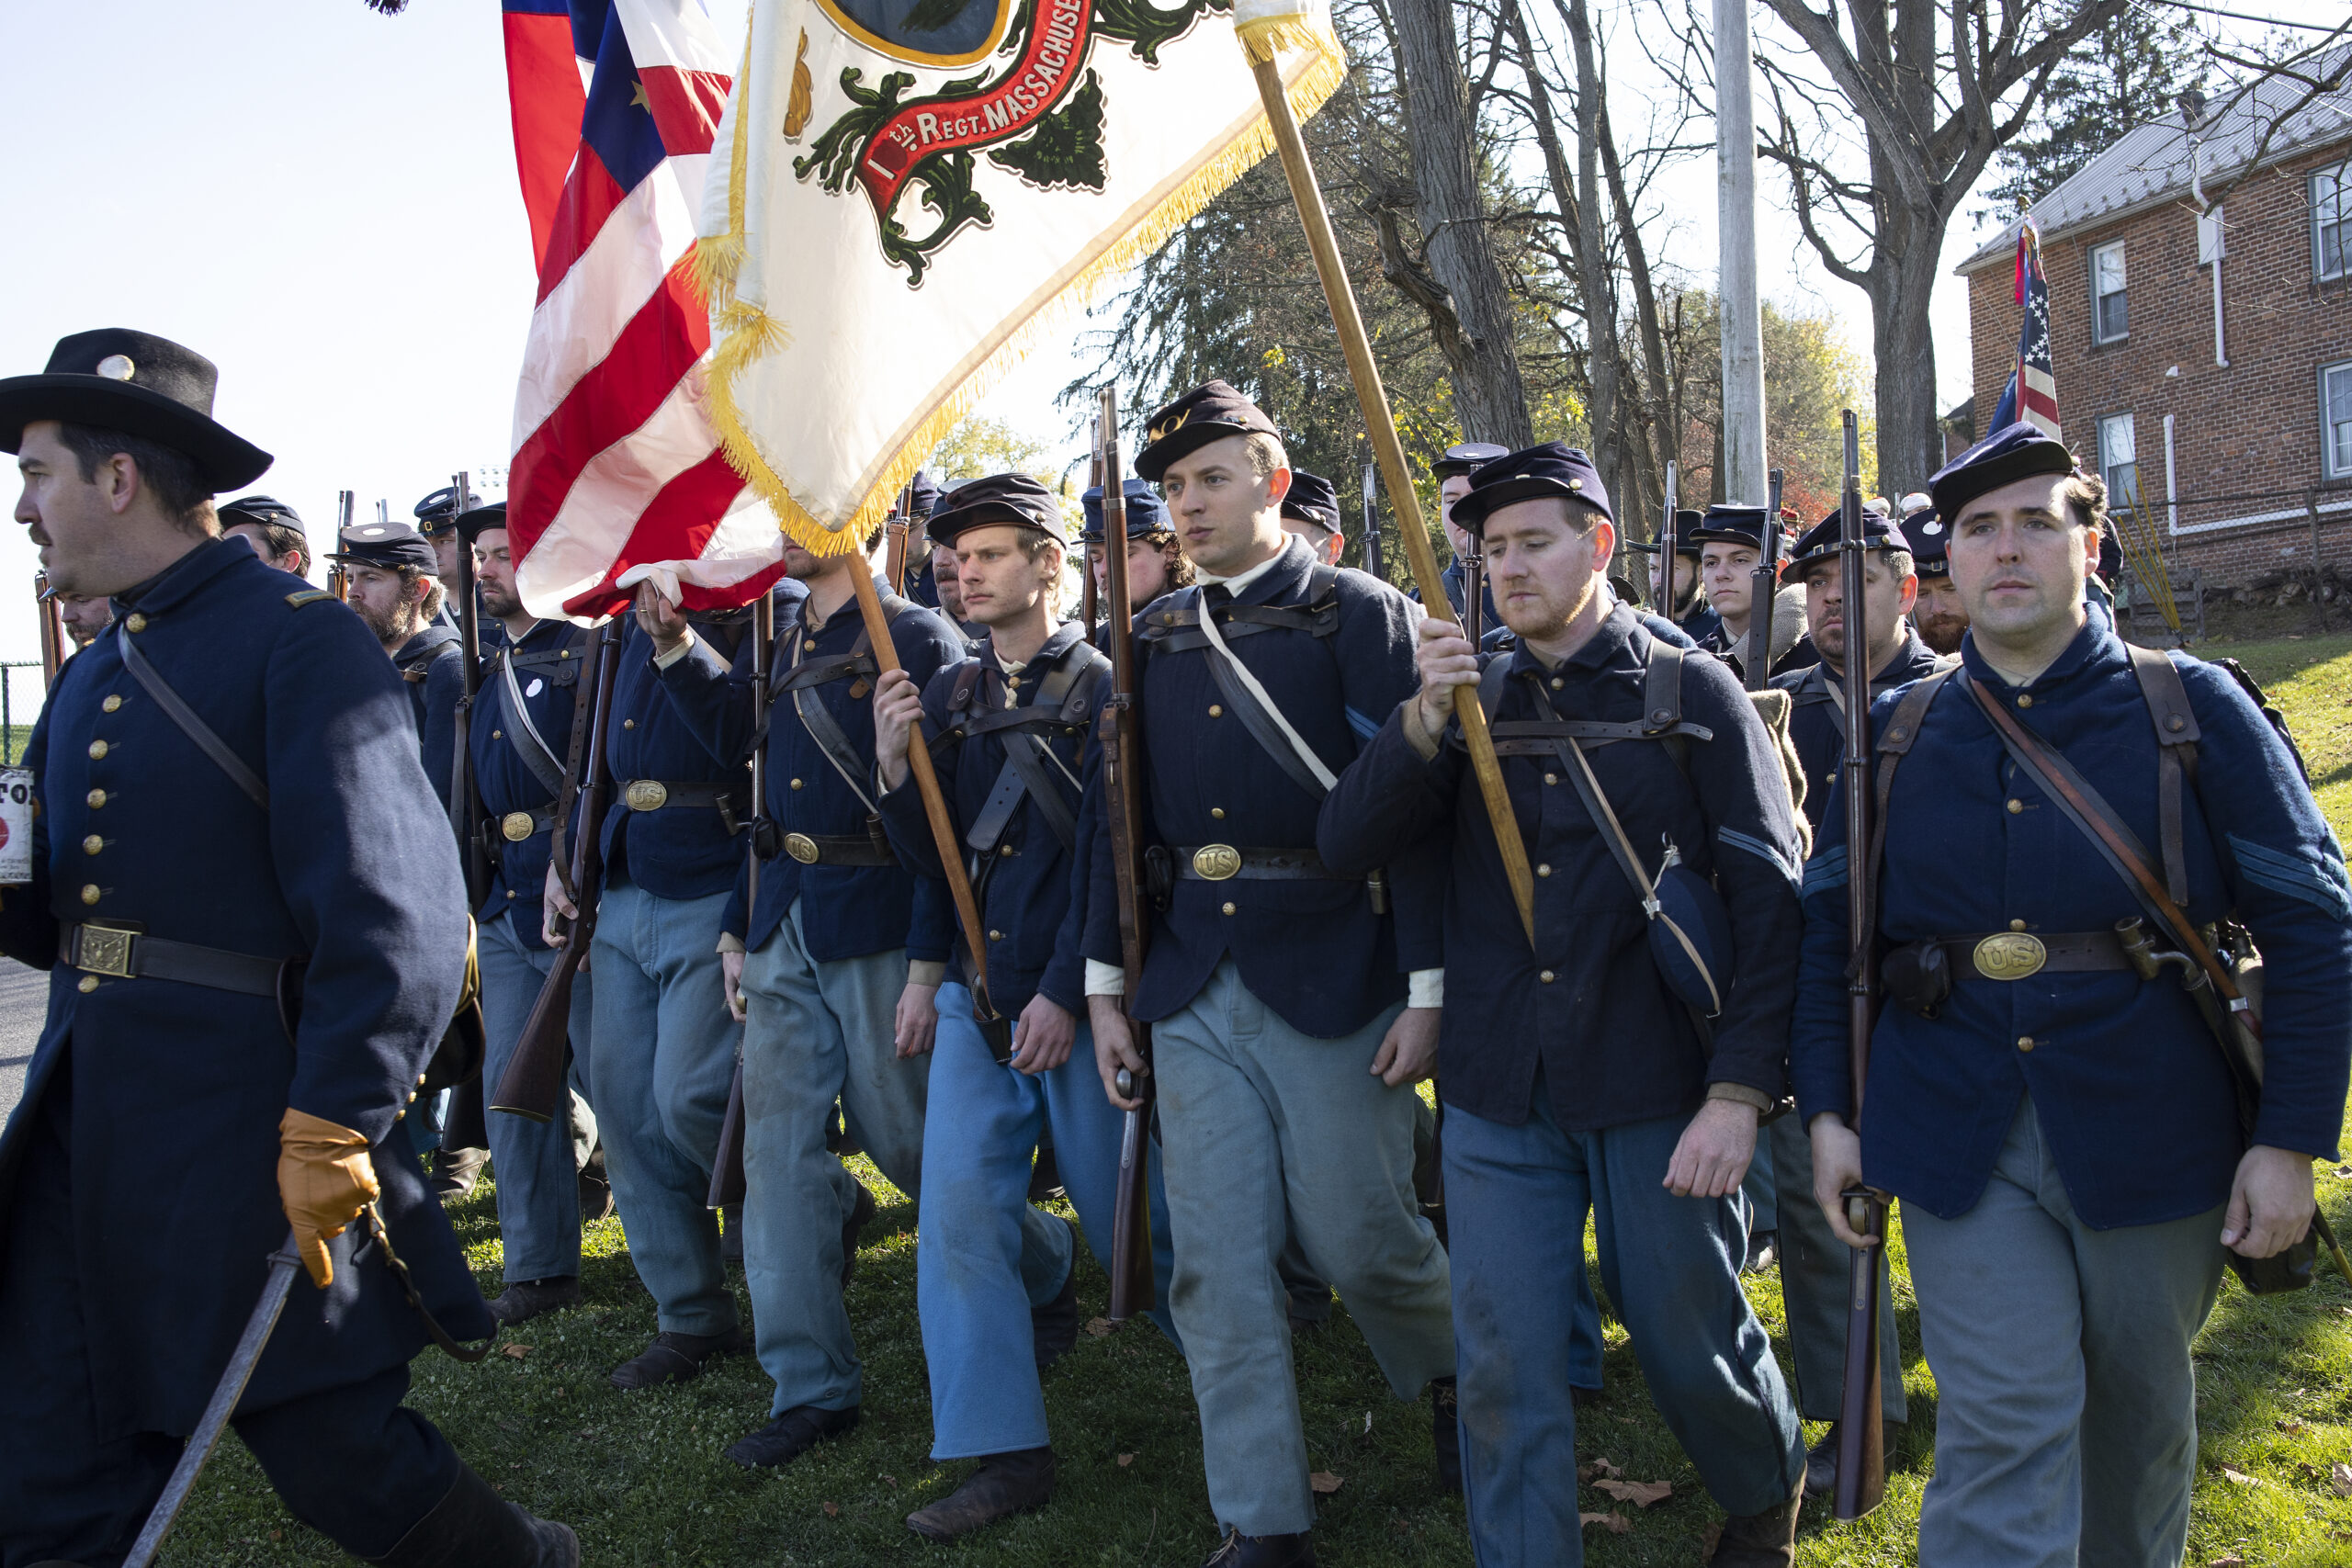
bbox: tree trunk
[1390,0,1534,446]
[1869,196,1947,497]
[1560,0,1623,500]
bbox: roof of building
[1956,52,2352,276]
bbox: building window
[2318,164,2352,282]
[2326,361,2352,480]
[2099,413,2140,507]
[2090,241,2128,343]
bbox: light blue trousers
[917,982,1180,1460]
[1448,1091,1803,1566]
[1156,961,1455,1537]
[586,876,741,1337]
[1904,1098,2224,1568]
[476,914,597,1283]
[738,897,930,1416]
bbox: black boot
[724,1403,860,1469]
[718,1201,744,1265]
[1705,1486,1799,1568]
[841,1179,877,1289]
[429,1145,487,1201]
[484,1276,581,1326]
[577,1147,614,1224]
[609,1326,753,1390]
[368,1465,578,1566]
[1202,1529,1316,1567]
[1033,1227,1080,1371]
[1430,1375,1462,1495]
[904,1447,1057,1540]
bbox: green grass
[162,634,2352,1565]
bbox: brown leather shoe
[904,1447,1057,1540]
[1705,1486,1799,1568]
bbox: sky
[0,0,2274,671]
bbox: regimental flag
[500,0,792,617]
[1989,218,2061,440]
[696,0,1346,549]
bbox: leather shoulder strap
[2127,644,2199,905]
[117,626,268,809]
[1859,664,1958,948]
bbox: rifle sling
[493,643,571,798]
[116,625,268,810]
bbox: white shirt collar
[1194,535,1297,594]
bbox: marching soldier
[1080,477,1192,636]
[52,586,112,650]
[461,502,601,1327]
[219,493,311,580]
[1764,506,1937,1495]
[645,525,963,1469]
[0,329,574,1565]
[1794,423,2352,1565]
[1084,382,1456,1568]
[328,518,463,807]
[1905,501,1969,655]
[1276,468,1345,566]
[1419,441,1505,627]
[418,486,504,653]
[1630,513,1720,645]
[870,474,1178,1540]
[1688,503,1815,681]
[1322,442,1806,1566]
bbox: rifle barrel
[1747,468,1785,692]
[710,589,774,1208]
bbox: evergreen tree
[1984,9,2209,214]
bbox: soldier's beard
[1917,612,1967,656]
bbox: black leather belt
[621,779,747,813]
[1928,929,2130,981]
[1170,844,1359,882]
[62,922,287,997]
[485,803,556,845]
[778,830,898,868]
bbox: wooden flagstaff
[1248,55,1535,939]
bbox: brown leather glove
[278,1109,380,1288]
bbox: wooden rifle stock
[491,618,622,1122]
[708,589,772,1209]
[1746,468,1784,693]
[35,570,63,688]
[1098,388,1158,1322]
[1832,412,1887,1520]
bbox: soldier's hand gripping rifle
[1098,387,1158,1322]
[449,473,489,905]
[708,588,774,1210]
[491,616,623,1121]
[1746,468,1785,693]
[1832,410,1888,1521]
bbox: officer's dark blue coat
[601,612,761,902]
[1081,536,1443,1036]
[1321,603,1805,1130]
[884,622,1104,1018]
[469,618,594,950]
[656,579,964,961]
[394,624,464,812]
[1791,604,2352,1228]
[0,539,486,1440]
[1770,632,1946,830]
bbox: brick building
[1957,65,2352,591]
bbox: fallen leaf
[1085,1317,1113,1337]
[268,1530,282,1541]
[822,1501,839,1518]
[1577,1510,1631,1534]
[1363,1410,1373,1435]
[1309,1472,1344,1495]
[2333,1461,2352,1496]
[2278,1417,2307,1435]
[1589,1455,1622,1479]
[2220,1464,2260,1487]
[881,1475,898,1489]
[499,1343,531,1360]
[2209,1555,2245,1567]
[2335,1165,2351,1178]
[1594,1476,1673,1507]
[1116,1453,1134,1467]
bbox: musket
[1832,409,1888,1521]
[708,587,774,1210]
[1361,459,1384,582]
[1657,460,1679,615]
[34,570,63,688]
[329,491,354,601]
[1460,521,1485,646]
[491,616,622,1121]
[1082,448,1103,629]
[449,473,488,905]
[120,1232,302,1568]
[1746,468,1785,693]
[1098,386,1157,1322]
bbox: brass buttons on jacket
[102,694,121,713]
[1544,773,1558,785]
[1550,677,1564,690]
[2009,919,2027,931]
[1539,969,1556,983]
[2006,798,2023,814]
[790,778,804,790]
[82,836,102,856]
[1000,844,1015,857]
[1221,902,1237,916]
[78,974,98,993]
[1208,705,1223,717]
[1006,675,1022,689]
[125,613,148,633]
[1211,807,1226,819]
[989,930,1004,942]
[1536,863,1552,877]
[2017,1036,2036,1052]
[80,885,101,906]
[623,718,636,729]
[86,789,106,808]
[87,740,108,761]
[2017,694,2033,708]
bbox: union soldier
[329,519,462,807]
[1905,500,1969,655]
[219,492,311,579]
[0,329,573,1564]
[52,585,112,649]
[1080,477,1192,638]
[869,474,1179,1540]
[1627,511,1722,645]
[1323,442,1806,1566]
[462,502,601,1326]
[1414,440,1505,629]
[1084,381,1456,1568]
[1275,468,1345,566]
[646,523,963,1468]
[1687,503,1815,681]
[418,486,505,653]
[1794,423,2352,1565]
[1764,506,1939,1495]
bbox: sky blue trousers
[477,914,596,1284]
[917,982,1179,1460]
[1448,1091,1803,1566]
[738,897,929,1416]
[587,876,741,1337]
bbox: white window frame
[2089,240,2129,344]
[2324,360,2352,481]
[2098,412,2140,508]
[2316,163,2352,283]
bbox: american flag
[500,0,787,617]
[1989,218,2062,440]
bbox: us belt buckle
[625,779,669,812]
[1192,843,1242,881]
[77,923,136,979]
[500,811,537,843]
[1973,931,2048,981]
[784,831,820,865]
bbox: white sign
[0,768,34,886]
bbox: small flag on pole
[1989,218,2061,440]
[695,0,1347,552]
